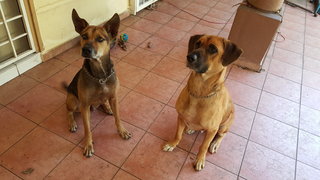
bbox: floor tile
[122,47,163,70]
[122,133,188,180]
[0,75,38,105]
[229,105,255,139]
[155,26,187,43]
[0,108,36,154]
[193,0,218,7]
[189,24,220,36]
[301,86,320,110]
[250,113,298,158]
[90,116,145,166]
[283,12,305,25]
[115,61,148,89]
[228,66,266,89]
[272,47,303,67]
[148,106,197,151]
[198,15,227,30]
[275,38,304,56]
[304,56,320,74]
[296,162,320,180]
[131,18,162,34]
[178,32,193,47]
[304,45,320,61]
[175,11,200,22]
[257,91,299,127]
[167,46,188,63]
[144,11,173,24]
[139,36,175,55]
[225,79,261,111]
[263,73,301,102]
[119,91,164,130]
[300,105,320,136]
[156,2,181,16]
[121,15,141,26]
[0,127,74,180]
[207,9,233,21]
[134,73,180,104]
[110,42,136,59]
[136,9,151,18]
[177,154,237,180]
[240,141,295,180]
[268,59,302,83]
[7,84,65,123]
[191,132,247,174]
[152,56,190,82]
[55,45,82,64]
[298,130,320,169]
[122,27,151,46]
[305,34,320,47]
[183,3,210,18]
[40,105,105,144]
[168,83,185,108]
[167,0,192,9]
[46,147,118,180]
[166,17,196,32]
[303,70,320,91]
[0,166,20,180]
[214,2,237,13]
[278,27,304,43]
[70,58,83,68]
[113,169,139,180]
[43,65,80,94]
[281,20,305,33]
[24,58,68,82]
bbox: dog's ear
[72,9,88,34]
[222,39,243,66]
[104,13,120,39]
[188,35,203,53]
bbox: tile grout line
[0,164,23,180]
[236,17,277,177]
[294,7,308,180]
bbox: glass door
[0,0,36,70]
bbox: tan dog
[163,35,243,171]
[65,9,131,157]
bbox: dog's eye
[81,34,88,40]
[208,44,217,54]
[97,37,105,42]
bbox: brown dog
[66,9,131,157]
[163,35,242,171]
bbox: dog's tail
[61,82,69,92]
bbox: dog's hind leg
[209,108,234,153]
[66,93,79,133]
[102,100,113,115]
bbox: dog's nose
[187,53,198,63]
[82,46,92,57]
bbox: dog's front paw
[83,143,94,157]
[69,122,78,133]
[194,157,205,171]
[162,144,175,152]
[119,129,132,140]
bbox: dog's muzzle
[82,44,95,58]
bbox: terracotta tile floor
[1,0,320,179]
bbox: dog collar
[187,88,217,99]
[82,67,115,85]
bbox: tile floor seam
[237,35,274,176]
[112,168,142,180]
[293,7,307,180]
[0,164,23,180]
[297,159,320,172]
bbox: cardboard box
[228,4,283,72]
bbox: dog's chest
[92,84,112,103]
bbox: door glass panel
[7,18,26,39]
[1,0,21,19]
[14,36,30,55]
[0,24,8,43]
[0,43,14,63]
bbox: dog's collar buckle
[83,67,114,85]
